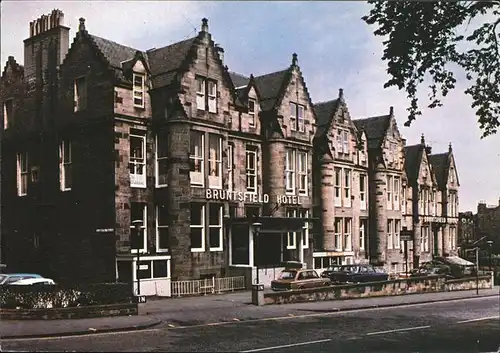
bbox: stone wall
[263,275,493,305]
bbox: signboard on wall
[205,189,301,205]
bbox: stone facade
[1,12,463,284]
[474,200,500,254]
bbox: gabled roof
[1,56,24,80]
[313,99,340,138]
[428,153,448,190]
[147,38,197,88]
[90,35,141,70]
[229,71,250,88]
[403,144,424,184]
[253,69,289,111]
[352,114,391,149]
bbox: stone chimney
[24,9,69,80]
[292,53,298,66]
[201,18,209,32]
[420,133,425,145]
[214,43,224,65]
[389,106,394,117]
[338,88,344,101]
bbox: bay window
[209,203,223,251]
[190,130,204,186]
[208,134,222,188]
[190,203,205,252]
[285,149,296,194]
[129,135,146,188]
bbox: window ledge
[191,248,205,253]
[209,247,223,252]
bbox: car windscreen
[279,270,297,280]
[341,266,357,273]
[325,266,342,272]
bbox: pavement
[0,286,498,341]
[2,293,499,352]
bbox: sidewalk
[1,286,498,339]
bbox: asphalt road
[2,296,499,353]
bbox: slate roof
[90,35,141,70]
[429,153,449,190]
[352,115,391,149]
[313,99,339,138]
[253,69,289,111]
[403,144,424,184]
[229,72,250,88]
[146,38,197,88]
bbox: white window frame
[190,131,204,187]
[227,143,233,191]
[342,130,349,154]
[246,147,257,193]
[344,218,352,251]
[130,203,147,253]
[359,219,365,250]
[190,204,205,252]
[208,134,222,189]
[290,102,297,131]
[394,219,400,249]
[431,190,437,216]
[387,219,393,250]
[301,209,309,249]
[248,99,256,127]
[156,205,169,252]
[155,134,168,188]
[344,169,351,207]
[297,104,305,132]
[207,80,217,113]
[196,77,206,111]
[334,218,342,251]
[74,76,87,112]
[3,99,12,130]
[209,203,223,252]
[387,175,393,210]
[336,130,342,156]
[133,73,145,108]
[59,140,72,191]
[285,148,296,194]
[419,190,424,214]
[334,168,342,207]
[130,134,146,188]
[402,186,407,214]
[17,151,28,197]
[394,177,400,210]
[286,208,297,249]
[421,226,429,252]
[298,151,308,195]
[359,174,367,210]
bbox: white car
[10,278,56,286]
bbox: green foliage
[0,283,133,309]
[363,1,500,138]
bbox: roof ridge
[147,36,197,53]
[314,98,338,106]
[254,67,289,79]
[90,34,143,53]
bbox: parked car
[271,268,331,291]
[9,278,56,286]
[0,273,43,285]
[321,264,389,284]
[410,264,453,279]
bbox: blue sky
[2,1,499,212]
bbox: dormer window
[196,76,217,113]
[248,99,256,127]
[289,102,305,132]
[133,73,145,108]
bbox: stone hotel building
[0,11,461,293]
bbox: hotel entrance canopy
[227,216,319,234]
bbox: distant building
[458,211,475,247]
[0,10,463,292]
[475,199,500,254]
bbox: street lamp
[487,240,493,272]
[132,219,143,296]
[252,222,262,284]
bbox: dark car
[321,264,389,284]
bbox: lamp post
[487,240,493,272]
[252,222,262,284]
[132,219,143,296]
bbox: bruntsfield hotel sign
[205,189,301,205]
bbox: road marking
[366,325,431,336]
[169,296,498,330]
[240,339,332,352]
[1,328,161,342]
[456,315,500,324]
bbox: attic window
[248,99,256,127]
[74,77,87,112]
[196,76,217,113]
[289,103,305,132]
[133,73,145,108]
[3,99,13,130]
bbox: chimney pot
[389,106,394,116]
[448,142,452,153]
[79,17,86,32]
[292,53,298,66]
[421,133,425,145]
[201,18,209,32]
[338,88,344,100]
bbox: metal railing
[171,276,246,297]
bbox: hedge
[0,282,133,309]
